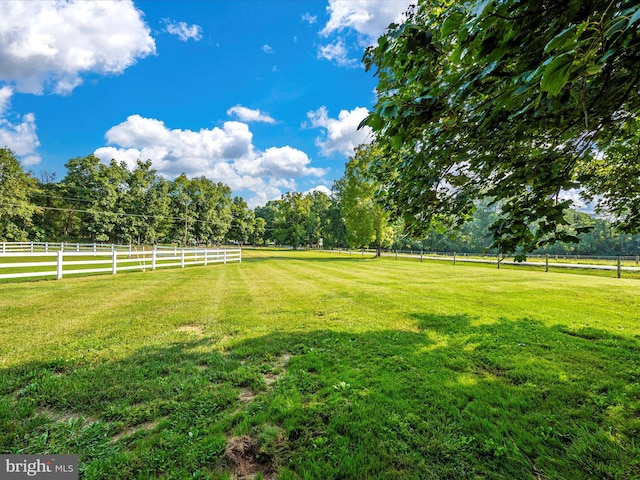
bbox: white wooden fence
[1,241,139,254]
[328,248,640,278]
[0,243,241,281]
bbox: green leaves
[441,11,465,36]
[0,148,41,241]
[540,53,574,95]
[363,0,640,256]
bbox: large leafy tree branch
[362,0,640,258]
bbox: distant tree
[228,196,255,244]
[0,147,41,241]
[255,202,279,244]
[168,175,233,246]
[248,216,267,246]
[61,154,127,242]
[272,192,311,249]
[167,174,193,245]
[336,144,394,256]
[118,160,171,245]
[318,193,347,249]
[189,177,233,245]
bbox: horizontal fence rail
[326,248,640,278]
[0,244,241,281]
[1,241,125,253]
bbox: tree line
[1,148,261,246]
[2,143,639,255]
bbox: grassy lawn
[1,249,639,479]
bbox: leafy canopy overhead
[363,0,640,258]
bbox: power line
[0,202,247,229]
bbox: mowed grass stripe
[0,265,237,367]
[242,249,640,333]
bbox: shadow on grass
[1,316,639,479]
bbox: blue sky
[0,0,411,207]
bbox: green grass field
[1,249,639,479]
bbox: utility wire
[0,202,249,229]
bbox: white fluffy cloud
[0,86,12,116]
[227,105,276,124]
[235,146,326,178]
[306,106,373,157]
[0,0,155,94]
[317,0,411,67]
[317,39,358,67]
[163,20,203,42]
[94,114,326,207]
[304,185,333,197]
[302,13,318,24]
[0,86,41,165]
[321,0,410,39]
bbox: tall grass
[1,249,638,478]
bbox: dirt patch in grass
[264,353,291,387]
[176,325,205,335]
[225,435,274,479]
[36,407,98,427]
[111,418,164,443]
[239,387,257,402]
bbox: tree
[255,202,279,245]
[316,193,347,249]
[248,216,267,246]
[337,144,394,256]
[0,148,41,240]
[228,196,255,244]
[168,175,233,246]
[119,160,171,245]
[362,0,640,259]
[188,177,232,245]
[272,192,311,248]
[61,154,126,242]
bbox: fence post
[57,251,63,280]
[545,254,549,273]
[204,249,208,266]
[93,243,97,253]
[30,242,34,253]
[453,252,456,266]
[181,249,185,268]
[420,250,423,262]
[152,246,157,271]
[636,256,639,267]
[224,249,227,264]
[112,250,117,275]
[76,243,80,252]
[1,242,4,254]
[617,256,621,279]
[45,242,49,253]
